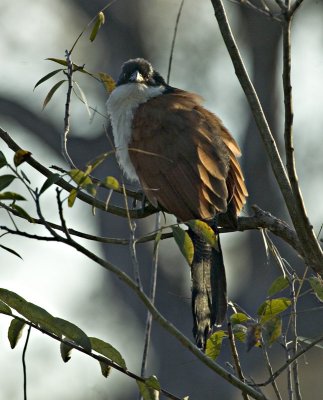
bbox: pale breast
[106,83,165,182]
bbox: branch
[28,196,266,400]
[2,314,181,400]
[256,334,323,387]
[209,0,323,273]
[62,50,75,167]
[0,127,155,219]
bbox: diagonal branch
[209,0,323,273]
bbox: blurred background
[0,0,322,399]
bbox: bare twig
[229,0,282,22]
[261,340,283,400]
[62,50,76,167]
[122,183,142,289]
[256,334,323,386]
[22,325,31,400]
[140,213,161,383]
[290,279,302,400]
[167,0,185,84]
[209,0,323,273]
[228,322,250,400]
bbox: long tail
[188,225,227,350]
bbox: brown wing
[130,90,247,222]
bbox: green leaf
[205,330,227,360]
[89,12,105,42]
[90,337,126,369]
[68,188,78,207]
[263,316,282,346]
[268,276,289,296]
[46,57,69,66]
[0,175,16,191]
[99,361,111,378]
[230,312,249,325]
[0,289,27,309]
[69,169,93,187]
[0,300,12,315]
[257,298,291,323]
[0,244,23,259]
[309,276,323,302]
[39,173,61,195]
[102,176,119,190]
[11,204,34,223]
[21,302,60,335]
[0,192,26,201]
[172,226,194,265]
[8,318,25,349]
[34,69,63,90]
[84,183,97,197]
[14,149,32,166]
[42,79,66,109]
[137,378,160,400]
[232,324,247,342]
[0,151,7,169]
[54,318,91,353]
[187,220,217,248]
[60,341,73,362]
[146,375,161,391]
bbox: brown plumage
[130,90,247,222]
[129,89,247,349]
[107,58,248,350]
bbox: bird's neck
[107,83,165,181]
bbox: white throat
[106,83,164,182]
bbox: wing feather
[130,90,247,222]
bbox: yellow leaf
[14,150,31,167]
[102,176,119,190]
[172,226,194,265]
[99,72,116,93]
[187,220,217,248]
[68,189,78,207]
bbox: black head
[116,58,167,87]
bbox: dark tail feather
[188,226,227,350]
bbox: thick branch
[209,0,323,273]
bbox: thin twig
[22,325,32,400]
[261,340,283,400]
[122,183,142,289]
[256,334,323,386]
[228,322,250,400]
[167,0,185,84]
[290,279,302,400]
[62,50,76,167]
[140,213,161,384]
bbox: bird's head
[116,58,167,88]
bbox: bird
[106,58,248,350]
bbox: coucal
[107,58,248,350]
